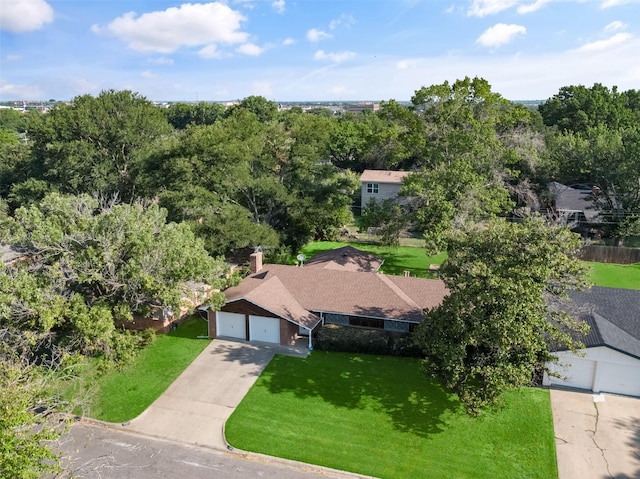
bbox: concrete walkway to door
[121,339,307,450]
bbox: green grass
[298,241,447,278]
[87,317,211,422]
[587,261,640,289]
[226,352,557,479]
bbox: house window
[366,183,379,194]
[349,316,384,329]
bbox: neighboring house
[207,248,448,349]
[547,182,601,235]
[360,170,411,210]
[302,245,383,272]
[124,281,214,333]
[544,287,640,397]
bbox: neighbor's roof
[566,286,640,359]
[223,264,448,325]
[360,170,411,184]
[548,182,600,221]
[303,245,383,272]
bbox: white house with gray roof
[544,286,640,397]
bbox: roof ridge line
[376,274,421,310]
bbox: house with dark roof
[207,248,448,349]
[543,286,640,397]
[547,182,601,235]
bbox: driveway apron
[550,388,640,479]
[123,339,293,450]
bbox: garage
[249,315,280,344]
[547,355,597,390]
[597,361,640,397]
[545,347,640,397]
[216,312,246,340]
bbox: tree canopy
[540,84,640,244]
[1,193,227,353]
[414,217,590,414]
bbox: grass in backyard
[86,317,211,422]
[225,352,557,479]
[298,241,447,278]
[587,261,640,290]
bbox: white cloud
[576,32,632,51]
[198,44,224,59]
[5,54,21,61]
[0,81,43,99]
[100,2,248,53]
[271,0,285,13]
[314,50,356,63]
[329,14,355,30]
[140,70,158,79]
[468,0,518,17]
[477,23,526,47]
[148,56,174,65]
[601,0,631,8]
[237,43,264,56]
[604,20,626,32]
[517,0,552,14]
[0,0,53,33]
[307,28,332,42]
[282,37,296,45]
[396,59,418,70]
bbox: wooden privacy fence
[580,245,640,264]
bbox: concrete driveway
[121,339,306,450]
[551,389,640,479]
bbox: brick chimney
[250,251,263,273]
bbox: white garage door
[552,356,596,390]
[216,312,246,340]
[249,315,280,344]
[597,362,640,397]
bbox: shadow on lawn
[265,353,460,438]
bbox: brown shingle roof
[231,275,320,329]
[360,170,410,184]
[223,263,448,325]
[304,245,383,272]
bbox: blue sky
[1,0,639,102]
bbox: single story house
[544,286,640,397]
[547,182,601,236]
[360,170,411,210]
[207,247,448,349]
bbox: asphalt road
[57,421,368,479]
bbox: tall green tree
[164,101,225,129]
[26,90,171,202]
[403,78,521,252]
[414,217,589,414]
[539,83,639,134]
[2,193,227,348]
[226,95,278,123]
[0,329,75,479]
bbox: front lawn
[298,241,447,278]
[225,352,557,479]
[587,261,640,290]
[86,317,211,422]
